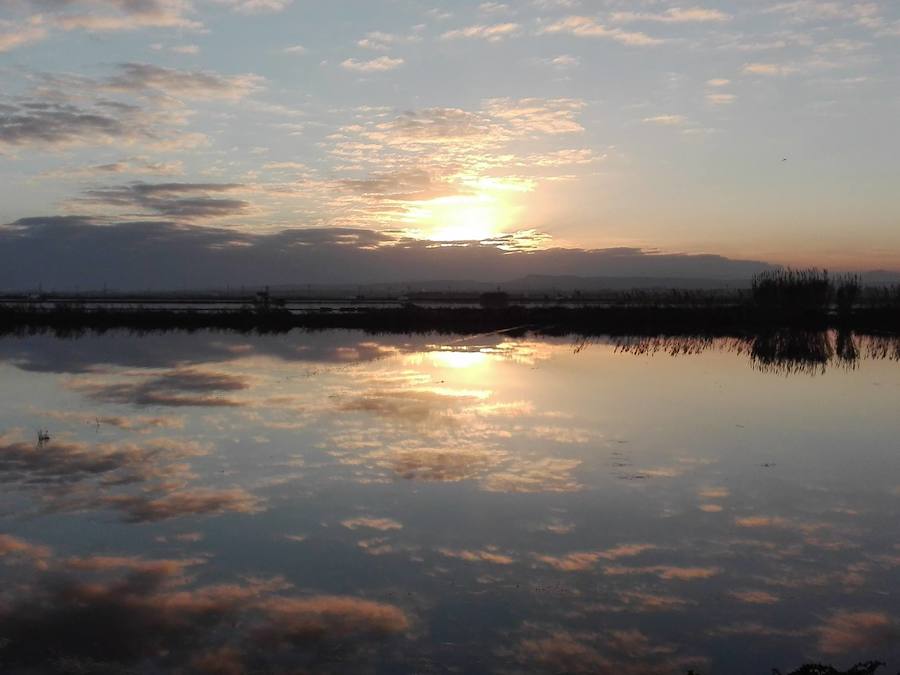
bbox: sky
[1,0,899,287]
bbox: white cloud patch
[441,22,521,41]
[611,7,731,24]
[341,56,405,72]
[540,15,663,45]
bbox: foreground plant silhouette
[772,662,886,675]
[685,663,886,675]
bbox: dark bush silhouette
[835,273,862,316]
[752,268,832,312]
[772,661,885,675]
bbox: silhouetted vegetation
[682,662,887,675]
[752,268,833,313]
[1,269,898,336]
[479,291,510,309]
[773,662,885,675]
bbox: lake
[0,329,898,674]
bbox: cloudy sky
[1,0,899,287]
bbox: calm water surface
[0,330,898,674]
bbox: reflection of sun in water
[430,350,489,370]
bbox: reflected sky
[1,330,899,674]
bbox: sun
[413,193,510,242]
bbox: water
[0,330,898,674]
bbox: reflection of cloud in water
[698,487,730,499]
[105,487,263,523]
[438,547,515,565]
[534,544,657,572]
[254,595,410,644]
[511,627,706,675]
[335,387,488,424]
[72,367,250,407]
[0,534,51,566]
[0,331,417,374]
[480,457,582,493]
[341,517,403,531]
[42,410,186,431]
[603,565,721,581]
[362,445,583,494]
[0,435,206,487]
[699,504,724,512]
[0,434,262,522]
[368,445,504,482]
[728,590,780,605]
[817,611,900,655]
[0,540,410,673]
[536,519,576,535]
[584,590,693,614]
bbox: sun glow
[411,193,512,242]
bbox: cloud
[77,182,250,220]
[743,62,797,76]
[706,93,736,105]
[540,16,664,46]
[764,1,884,29]
[340,56,405,72]
[441,22,521,41]
[0,218,776,290]
[547,54,580,67]
[356,30,421,50]
[642,114,687,125]
[0,19,47,51]
[0,100,154,150]
[28,0,204,33]
[611,7,730,23]
[484,97,585,134]
[214,0,291,14]
[336,169,459,203]
[0,63,254,151]
[39,157,185,178]
[104,63,262,99]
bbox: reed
[751,268,832,312]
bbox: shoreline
[2,303,899,336]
